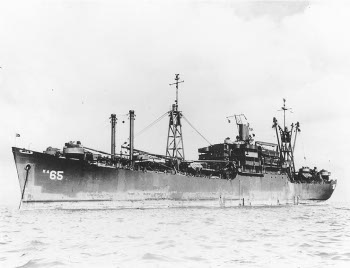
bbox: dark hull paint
[13,147,336,208]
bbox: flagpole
[15,133,20,147]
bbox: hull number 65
[42,169,64,180]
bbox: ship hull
[13,147,336,208]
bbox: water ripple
[0,203,349,267]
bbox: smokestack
[238,124,249,141]
[110,114,116,160]
[129,110,135,166]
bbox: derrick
[272,99,301,175]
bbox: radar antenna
[166,74,185,166]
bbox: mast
[110,114,117,160]
[166,74,185,164]
[273,99,300,176]
[169,73,184,110]
[129,110,135,167]
[281,98,290,130]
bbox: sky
[1,0,349,206]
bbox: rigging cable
[135,111,169,138]
[182,115,212,146]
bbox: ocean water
[0,203,349,268]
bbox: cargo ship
[13,75,336,208]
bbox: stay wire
[182,115,212,145]
[135,111,169,138]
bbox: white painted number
[48,170,64,180]
[57,171,63,181]
[49,170,56,180]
